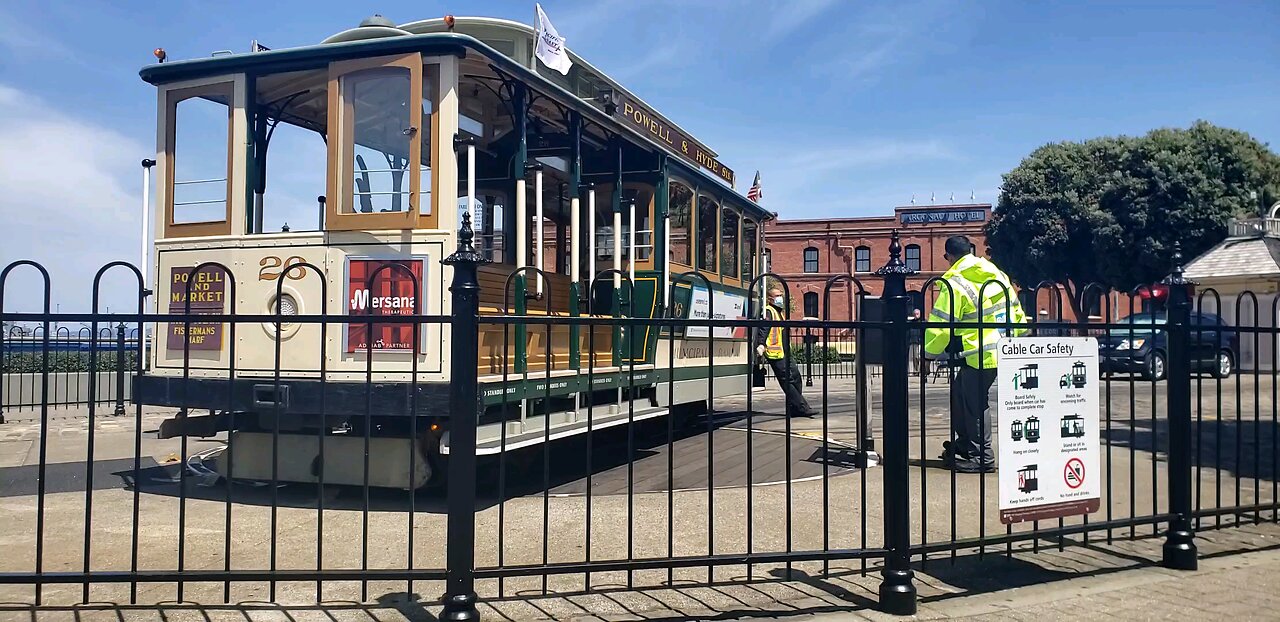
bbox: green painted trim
[479,363,752,405]
[514,273,528,373]
[243,72,258,232]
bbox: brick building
[764,203,992,320]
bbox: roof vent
[359,14,396,28]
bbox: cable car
[1010,419,1023,442]
[1018,363,1039,390]
[1070,360,1087,388]
[1061,414,1085,438]
[1025,415,1041,443]
[1018,464,1038,494]
[135,15,772,488]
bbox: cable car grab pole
[141,158,156,296]
[535,165,544,295]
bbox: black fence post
[114,322,127,416]
[441,211,486,621]
[875,230,917,615]
[1161,248,1198,569]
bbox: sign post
[997,336,1101,524]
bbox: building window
[855,246,871,273]
[803,292,819,318]
[764,248,772,274]
[905,244,921,272]
[803,247,819,273]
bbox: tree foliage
[987,121,1280,311]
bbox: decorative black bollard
[875,230,917,615]
[1161,246,1198,570]
[440,211,487,622]
[805,328,814,387]
[114,322,127,416]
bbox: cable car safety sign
[997,337,1101,524]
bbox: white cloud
[0,83,148,311]
[813,0,967,87]
[759,0,841,42]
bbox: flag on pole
[535,4,573,75]
[747,171,763,202]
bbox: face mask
[772,295,784,307]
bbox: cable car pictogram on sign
[1010,419,1023,442]
[1061,414,1086,439]
[1018,464,1039,494]
[1024,415,1041,443]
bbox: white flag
[535,3,573,75]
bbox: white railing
[1228,218,1280,238]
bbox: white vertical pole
[140,161,152,293]
[613,203,622,290]
[570,194,580,284]
[587,188,596,282]
[467,143,476,224]
[516,178,527,269]
[627,198,636,282]
[534,168,544,294]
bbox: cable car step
[439,405,670,456]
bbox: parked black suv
[1098,312,1237,381]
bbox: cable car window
[347,67,414,214]
[742,219,758,283]
[418,66,435,217]
[171,86,233,225]
[668,181,693,266]
[623,187,653,262]
[721,209,739,278]
[697,195,718,272]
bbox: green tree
[987,121,1280,316]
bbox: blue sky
[1,0,1278,310]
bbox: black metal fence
[0,226,1276,618]
[1,326,145,413]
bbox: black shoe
[952,460,995,474]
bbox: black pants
[768,357,813,415]
[950,365,997,464]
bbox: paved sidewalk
[780,544,1280,621]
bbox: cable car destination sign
[997,336,1101,524]
[615,94,735,186]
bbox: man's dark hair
[944,236,972,258]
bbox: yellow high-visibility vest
[924,255,1029,369]
[763,305,786,360]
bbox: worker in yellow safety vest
[754,286,818,417]
[925,236,1029,473]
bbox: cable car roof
[139,23,770,221]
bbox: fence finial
[875,229,915,277]
[444,211,488,266]
[1162,241,1193,287]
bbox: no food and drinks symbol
[1064,457,1086,489]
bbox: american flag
[747,171,762,202]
